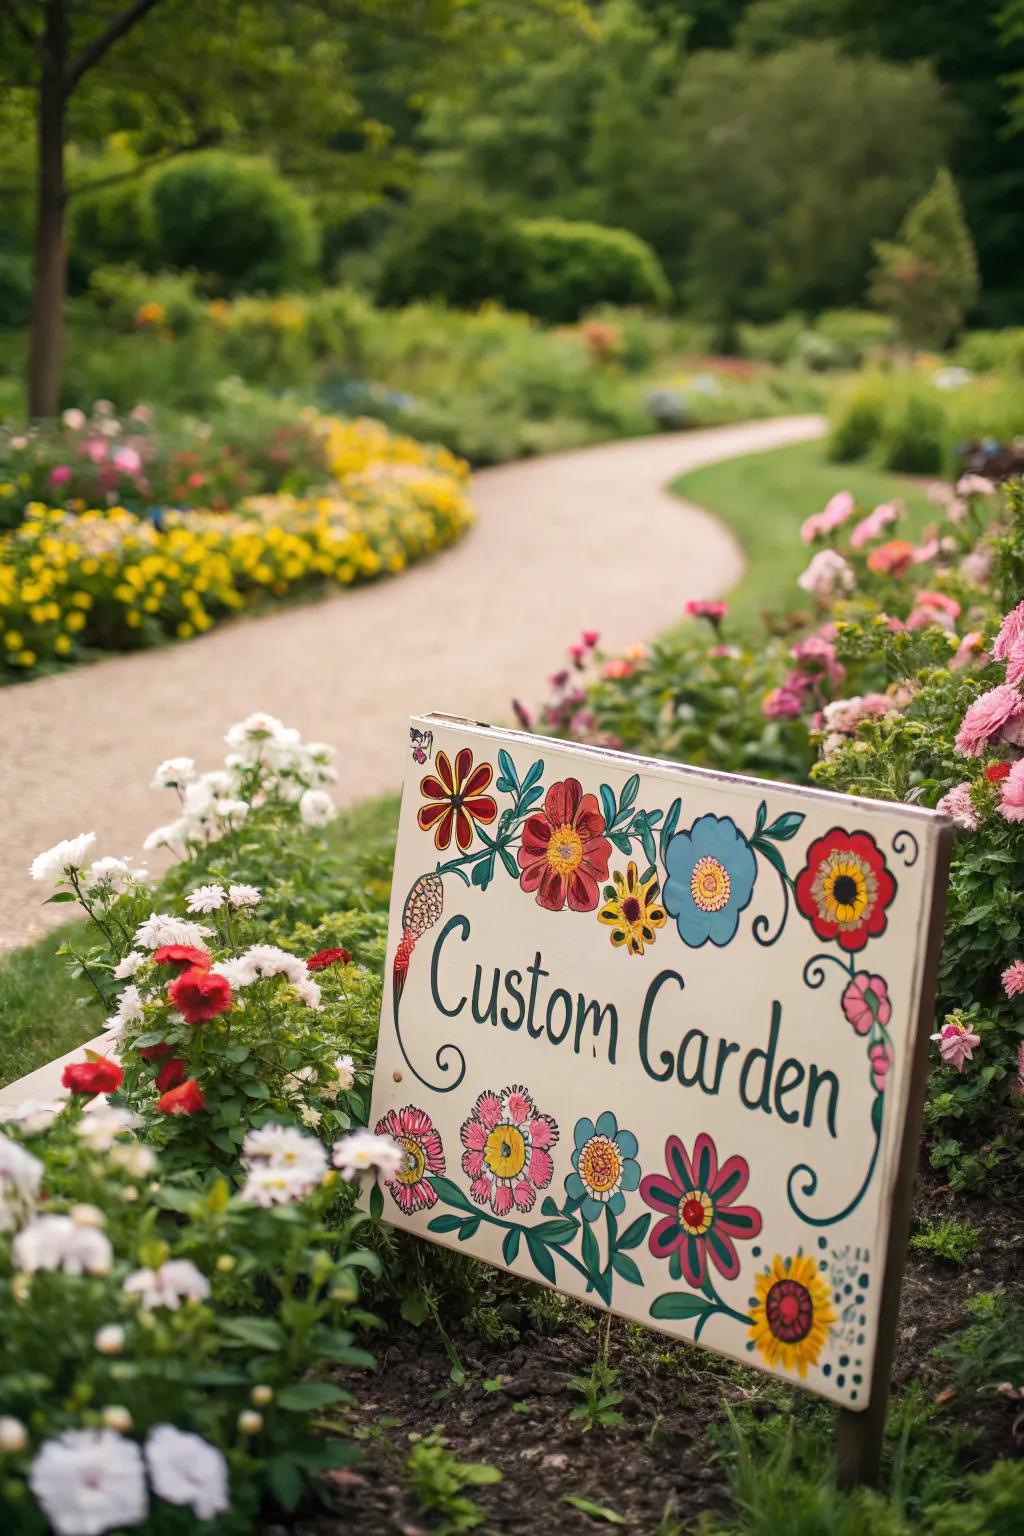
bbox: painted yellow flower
[747,1251,837,1377]
[597,860,668,955]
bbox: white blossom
[0,1132,43,1228]
[796,549,855,598]
[29,832,96,884]
[228,883,261,907]
[94,1324,125,1355]
[76,1103,140,1152]
[122,1258,209,1311]
[209,956,255,989]
[13,1215,113,1275]
[29,1430,147,1536]
[142,818,193,852]
[293,975,322,1010]
[101,1406,132,1434]
[186,883,226,914]
[151,756,196,789]
[214,797,249,825]
[1,1099,63,1136]
[239,1163,321,1206]
[0,1416,27,1452]
[333,1055,356,1094]
[225,711,287,747]
[332,1129,404,1182]
[237,944,307,986]
[63,407,86,431]
[108,1141,157,1177]
[113,950,147,980]
[145,1425,229,1520]
[299,788,336,827]
[133,913,213,950]
[242,1123,327,1173]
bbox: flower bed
[518,474,1024,1197]
[0,409,472,678]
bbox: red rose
[985,761,1012,784]
[168,967,232,1024]
[137,1042,172,1062]
[152,944,211,971]
[307,947,352,972]
[155,1078,206,1115]
[62,1058,124,1096]
[155,1057,187,1093]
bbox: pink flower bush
[993,601,1024,686]
[950,631,985,670]
[931,1020,981,1072]
[797,550,854,598]
[956,474,996,498]
[998,760,1024,823]
[460,1085,558,1215]
[869,1041,894,1092]
[1001,960,1024,999]
[762,683,805,720]
[790,633,843,686]
[906,590,961,632]
[936,783,982,830]
[800,491,855,543]
[955,684,1024,757]
[850,502,898,549]
[841,973,892,1035]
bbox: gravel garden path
[0,414,823,952]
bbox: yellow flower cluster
[0,419,473,677]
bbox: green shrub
[954,328,1024,374]
[512,218,670,322]
[86,266,205,333]
[150,154,321,294]
[736,313,807,365]
[0,248,31,327]
[376,197,528,312]
[814,309,896,364]
[827,374,890,462]
[69,178,156,288]
[877,384,946,472]
[871,168,979,351]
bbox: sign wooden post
[369,714,954,1485]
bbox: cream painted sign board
[368,715,951,1409]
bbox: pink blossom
[762,685,805,720]
[800,511,830,543]
[945,497,969,525]
[926,481,953,507]
[549,669,570,690]
[850,503,898,549]
[797,550,854,598]
[912,538,941,565]
[955,684,1024,757]
[956,473,995,498]
[800,491,856,543]
[822,693,893,736]
[936,782,982,830]
[907,590,961,631]
[790,634,843,685]
[568,643,586,667]
[601,659,632,680]
[581,630,599,648]
[48,465,71,487]
[869,1041,894,1092]
[998,760,1024,823]
[708,643,740,659]
[993,602,1024,663]
[685,599,727,623]
[84,438,108,464]
[1001,960,1024,999]
[129,404,152,423]
[112,445,142,476]
[931,1021,981,1072]
[960,548,993,586]
[950,632,985,670]
[62,408,86,431]
[841,973,892,1035]
[569,711,594,735]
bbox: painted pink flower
[868,1041,894,1092]
[375,1105,445,1214]
[955,684,1024,757]
[950,632,985,670]
[1001,960,1024,1000]
[797,550,854,597]
[48,465,71,487]
[998,761,1024,824]
[640,1133,761,1288]
[841,973,892,1035]
[850,502,898,549]
[517,777,610,912]
[931,1021,981,1072]
[937,783,982,830]
[460,1085,558,1216]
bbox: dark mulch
[272,1167,1023,1536]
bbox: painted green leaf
[581,1221,601,1278]
[428,1214,465,1234]
[650,1291,715,1321]
[429,1176,475,1212]
[620,773,640,812]
[521,758,544,792]
[530,1217,579,1243]
[764,810,806,842]
[600,783,617,829]
[617,1213,650,1250]
[659,796,682,860]
[498,749,519,793]
[503,1227,521,1264]
[611,1251,642,1285]
[526,1234,557,1284]
[458,1216,481,1241]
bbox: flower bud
[94,1325,125,1356]
[237,1410,263,1434]
[120,1186,139,1203]
[71,1203,105,1228]
[215,1254,236,1273]
[101,1406,132,1433]
[250,1384,273,1407]
[0,1416,27,1453]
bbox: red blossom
[155,1057,187,1093]
[137,1042,172,1062]
[155,1078,206,1115]
[62,1058,124,1096]
[152,944,211,972]
[307,948,352,972]
[168,967,232,1024]
[985,761,1012,784]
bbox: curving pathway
[0,415,823,952]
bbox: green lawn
[672,438,937,632]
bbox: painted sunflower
[794,827,896,952]
[747,1251,838,1377]
[417,748,497,852]
[597,861,667,955]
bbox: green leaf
[752,838,788,880]
[428,1176,475,1212]
[529,1217,580,1243]
[457,1216,482,1241]
[266,1456,304,1512]
[220,1316,286,1350]
[368,1183,384,1221]
[591,1265,613,1307]
[611,1252,642,1285]
[754,799,768,836]
[600,783,617,830]
[239,1079,271,1098]
[428,1214,465,1234]
[276,1381,354,1411]
[581,1221,601,1279]
[638,818,657,869]
[617,1214,650,1250]
[660,797,682,860]
[498,845,519,879]
[400,1295,431,1327]
[526,1233,556,1284]
[521,758,544,793]
[763,810,805,842]
[564,1495,626,1524]
[620,773,640,812]
[498,749,519,793]
[471,855,495,891]
[610,832,632,856]
[649,1292,715,1322]
[503,1227,521,1264]
[541,1195,561,1217]
[45,891,77,904]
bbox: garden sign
[368,714,952,1473]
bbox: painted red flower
[152,944,211,971]
[307,947,351,972]
[517,777,611,912]
[155,1057,187,1093]
[374,1105,446,1213]
[168,967,232,1024]
[417,748,497,852]
[640,1133,761,1288]
[156,1078,206,1115]
[794,828,896,952]
[62,1058,124,1096]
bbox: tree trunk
[28,0,68,419]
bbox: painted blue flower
[564,1111,641,1222]
[663,813,757,948]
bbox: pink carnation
[1001,960,1024,1000]
[931,1021,981,1073]
[998,760,1024,823]
[850,503,898,549]
[955,684,1024,757]
[841,973,892,1035]
[790,634,843,685]
[936,782,982,830]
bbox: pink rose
[841,973,892,1035]
[48,465,71,486]
[762,684,805,720]
[950,632,985,671]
